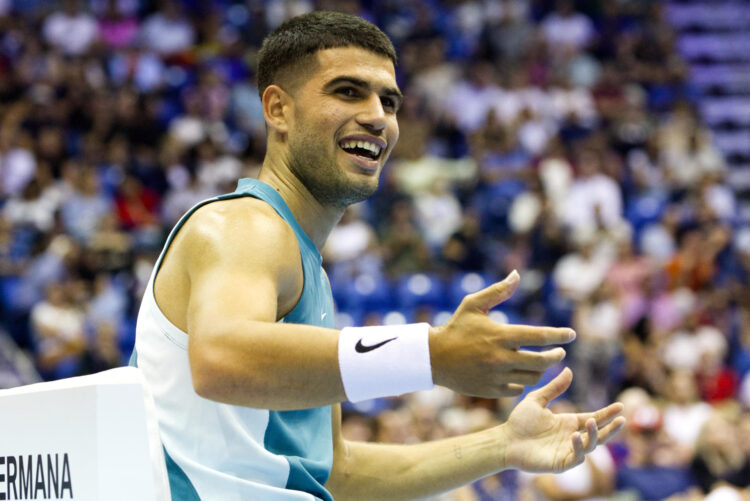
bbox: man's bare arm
[182,199,578,410]
[181,199,346,410]
[326,369,626,501]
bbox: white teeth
[341,140,382,156]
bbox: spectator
[60,166,112,243]
[411,38,461,119]
[230,75,266,137]
[30,280,86,379]
[167,92,215,147]
[42,0,98,56]
[97,0,139,49]
[444,60,504,133]
[78,321,122,374]
[0,128,36,197]
[195,140,242,193]
[562,147,624,233]
[114,174,160,231]
[473,112,531,186]
[540,0,595,56]
[322,206,382,280]
[86,272,128,331]
[615,392,698,500]
[661,370,712,459]
[662,129,726,191]
[571,282,623,408]
[106,46,166,92]
[86,212,133,273]
[548,74,598,127]
[605,235,653,329]
[699,171,736,223]
[441,211,485,273]
[390,124,477,196]
[413,179,464,251]
[2,180,57,234]
[553,226,613,302]
[381,200,432,278]
[661,312,726,374]
[138,0,195,56]
[479,0,532,65]
[160,168,219,226]
[0,218,26,277]
[691,412,750,494]
[15,234,79,314]
[640,204,680,265]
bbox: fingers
[571,431,585,462]
[527,367,573,407]
[583,418,598,454]
[511,347,566,371]
[494,349,568,387]
[568,407,626,469]
[458,270,575,349]
[576,402,624,429]
[499,325,576,348]
[496,383,524,397]
[498,370,545,386]
[570,418,599,466]
[463,270,520,313]
[570,416,626,468]
[596,416,626,445]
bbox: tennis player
[131,11,625,500]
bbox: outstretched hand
[430,270,575,398]
[499,368,625,473]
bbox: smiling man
[131,11,625,501]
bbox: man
[131,11,625,500]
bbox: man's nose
[356,94,387,133]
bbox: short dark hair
[256,11,397,99]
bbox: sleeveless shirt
[131,178,335,500]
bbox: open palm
[501,368,625,473]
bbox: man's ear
[262,85,292,136]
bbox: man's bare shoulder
[178,196,300,273]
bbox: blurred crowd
[0,0,749,499]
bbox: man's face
[285,46,401,208]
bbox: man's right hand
[428,270,575,398]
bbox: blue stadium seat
[0,275,22,313]
[395,273,446,310]
[336,272,394,313]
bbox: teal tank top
[131,178,335,500]
[234,178,336,500]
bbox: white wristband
[338,323,434,403]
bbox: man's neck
[257,162,344,251]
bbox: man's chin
[336,180,379,208]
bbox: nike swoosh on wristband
[355,337,397,353]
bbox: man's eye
[338,87,359,98]
[381,97,396,111]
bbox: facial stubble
[287,121,381,209]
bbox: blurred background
[0,0,749,499]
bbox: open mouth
[339,139,383,162]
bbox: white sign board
[0,367,170,500]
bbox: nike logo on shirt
[355,337,397,353]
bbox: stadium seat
[395,273,446,310]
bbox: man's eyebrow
[325,76,404,102]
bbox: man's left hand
[497,368,626,473]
